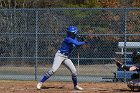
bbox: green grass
[0,64,117,76]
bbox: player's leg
[63,59,83,90]
[37,54,64,89]
[40,56,64,83]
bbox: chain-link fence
[0,8,140,82]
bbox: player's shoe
[74,85,84,91]
[37,82,42,90]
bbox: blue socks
[40,72,78,87]
[40,70,54,83]
[40,74,49,83]
[72,75,77,87]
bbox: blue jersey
[59,37,85,56]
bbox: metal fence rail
[0,8,140,82]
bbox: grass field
[0,64,117,76]
[0,80,133,93]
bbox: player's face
[67,32,76,39]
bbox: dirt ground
[0,80,135,93]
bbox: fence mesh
[0,8,140,82]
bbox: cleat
[74,85,84,91]
[37,82,42,90]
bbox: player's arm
[116,60,140,71]
[116,61,130,71]
[129,66,140,71]
[66,37,86,46]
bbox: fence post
[35,10,39,80]
[124,8,128,83]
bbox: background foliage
[0,0,140,8]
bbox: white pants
[49,50,77,76]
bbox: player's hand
[81,36,88,43]
[77,35,84,41]
[80,36,86,42]
[115,60,122,68]
[77,35,87,42]
[129,66,138,71]
[81,37,85,41]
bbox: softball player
[116,51,140,91]
[116,51,140,74]
[37,26,86,90]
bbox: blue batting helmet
[67,26,78,34]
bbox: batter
[37,26,86,90]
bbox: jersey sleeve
[66,37,85,46]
